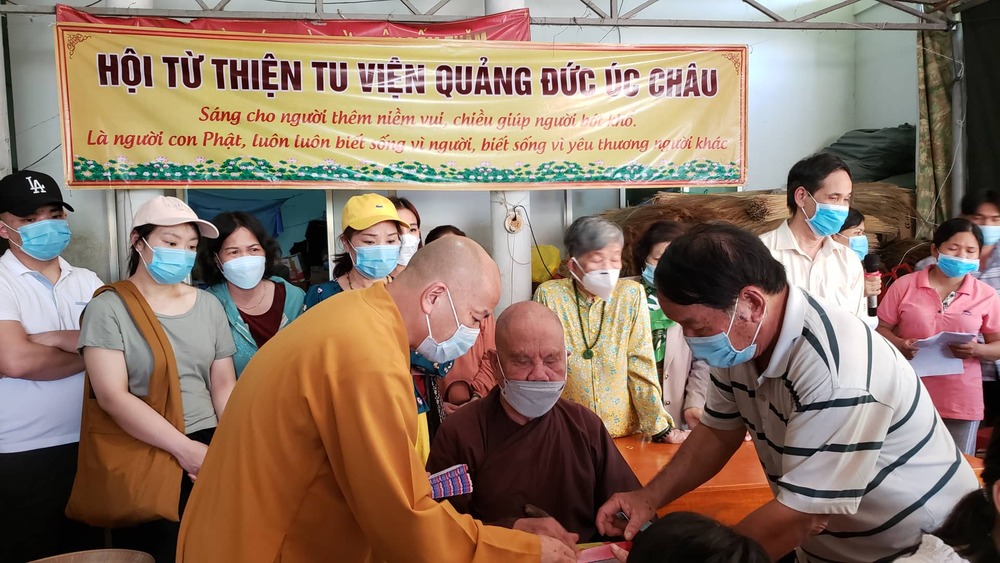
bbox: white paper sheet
[909,332,976,377]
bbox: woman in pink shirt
[878,218,1000,454]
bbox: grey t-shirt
[78,289,236,434]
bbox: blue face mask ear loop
[724,295,741,338]
[346,239,358,269]
[0,221,22,250]
[137,238,154,271]
[729,294,766,351]
[424,285,452,344]
[803,191,830,224]
[803,191,817,221]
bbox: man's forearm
[46,330,82,354]
[735,499,828,560]
[645,423,745,506]
[1,344,84,380]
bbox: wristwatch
[651,426,672,443]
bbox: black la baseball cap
[0,170,74,217]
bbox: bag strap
[87,280,185,431]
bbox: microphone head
[863,254,881,273]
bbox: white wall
[7,6,117,281]
[4,0,920,277]
[854,2,919,129]
[532,0,861,191]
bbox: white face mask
[397,233,421,266]
[498,359,566,419]
[572,258,619,302]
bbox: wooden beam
[794,0,861,22]
[399,0,422,15]
[951,0,988,12]
[875,0,947,21]
[425,0,453,16]
[926,0,961,12]
[530,15,945,29]
[0,5,442,20]
[0,4,950,30]
[578,0,610,19]
[742,0,787,21]
[621,0,661,19]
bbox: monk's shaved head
[389,236,501,350]
[493,301,567,383]
[496,301,563,352]
[401,236,500,300]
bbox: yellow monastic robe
[178,284,540,563]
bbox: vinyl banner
[55,23,747,189]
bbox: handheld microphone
[863,254,881,317]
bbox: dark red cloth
[427,388,641,542]
[239,283,285,349]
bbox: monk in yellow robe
[177,237,576,563]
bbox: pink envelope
[578,542,631,563]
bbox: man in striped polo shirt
[597,223,979,562]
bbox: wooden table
[614,435,984,526]
[614,435,770,525]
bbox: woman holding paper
[877,218,1000,454]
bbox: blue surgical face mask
[981,225,1000,247]
[351,243,400,280]
[416,287,481,363]
[2,219,72,261]
[685,296,765,369]
[141,239,196,285]
[803,193,849,238]
[839,234,868,261]
[936,253,979,279]
[642,263,656,287]
[221,254,266,290]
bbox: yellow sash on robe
[416,412,431,464]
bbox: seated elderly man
[427,301,641,546]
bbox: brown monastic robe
[427,387,642,542]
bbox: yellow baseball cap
[342,193,409,232]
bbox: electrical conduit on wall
[486,0,532,313]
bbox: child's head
[627,512,770,563]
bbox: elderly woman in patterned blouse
[534,215,682,442]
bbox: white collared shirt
[0,250,102,453]
[702,288,979,561]
[760,220,866,318]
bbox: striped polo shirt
[702,288,979,562]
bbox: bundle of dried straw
[601,183,916,276]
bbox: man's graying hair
[564,215,624,258]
